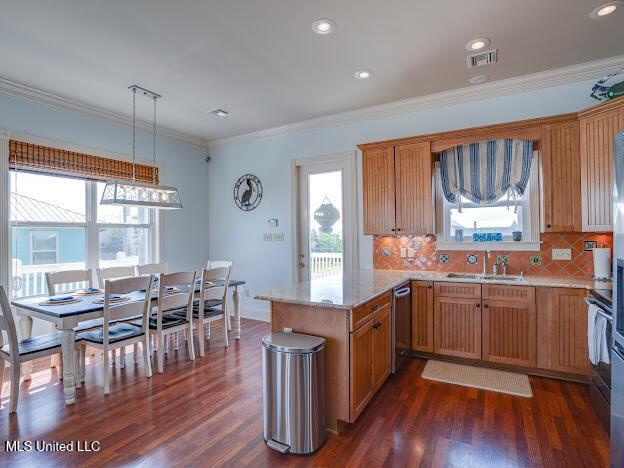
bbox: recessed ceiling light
[470,74,489,85]
[465,37,491,51]
[354,69,373,80]
[312,18,337,34]
[208,108,230,117]
[590,1,622,17]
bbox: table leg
[60,328,76,405]
[18,313,34,381]
[233,287,241,340]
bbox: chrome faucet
[483,250,491,276]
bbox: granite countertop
[254,269,611,310]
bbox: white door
[296,155,355,282]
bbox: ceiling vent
[466,49,498,68]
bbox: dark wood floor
[0,318,609,467]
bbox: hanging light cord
[153,96,157,185]
[131,87,137,181]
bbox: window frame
[29,230,59,265]
[434,153,541,251]
[9,172,160,297]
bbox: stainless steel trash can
[262,332,326,455]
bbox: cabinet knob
[546,224,551,228]
[475,303,480,308]
[396,228,402,232]
[427,285,432,289]
[391,228,396,232]
[483,303,488,309]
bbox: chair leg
[227,308,232,331]
[80,345,86,383]
[174,332,179,351]
[143,337,152,378]
[157,333,164,374]
[103,350,110,395]
[0,359,6,400]
[197,319,205,357]
[207,322,211,340]
[120,347,126,369]
[133,343,139,363]
[74,349,81,389]
[9,361,20,413]
[58,354,63,380]
[223,317,229,347]
[187,324,196,361]
[50,353,58,369]
[164,336,169,354]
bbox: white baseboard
[239,306,270,322]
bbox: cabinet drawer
[351,292,391,331]
[482,284,535,303]
[434,282,481,299]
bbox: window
[436,157,539,250]
[10,172,158,298]
[30,231,58,265]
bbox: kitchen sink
[446,273,525,282]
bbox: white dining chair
[76,275,153,395]
[133,271,196,373]
[45,269,95,369]
[206,261,233,330]
[181,266,230,357]
[136,263,168,276]
[0,286,67,412]
[96,266,136,288]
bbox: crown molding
[209,54,624,150]
[0,77,211,149]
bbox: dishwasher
[392,282,411,372]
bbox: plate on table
[161,286,180,295]
[75,287,104,296]
[39,295,80,306]
[93,295,131,304]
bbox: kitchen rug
[421,360,532,398]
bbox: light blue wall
[13,227,85,265]
[208,79,600,319]
[0,93,210,272]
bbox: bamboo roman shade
[8,140,158,184]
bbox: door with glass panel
[297,157,354,282]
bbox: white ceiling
[1,0,623,144]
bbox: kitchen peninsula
[256,269,608,432]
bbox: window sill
[435,241,541,251]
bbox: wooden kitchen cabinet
[536,287,589,375]
[434,296,482,360]
[394,142,433,235]
[362,147,396,235]
[540,120,581,232]
[349,305,392,422]
[579,100,624,231]
[411,280,434,352]
[361,142,433,235]
[482,299,536,367]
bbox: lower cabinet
[350,305,391,422]
[433,296,482,359]
[411,280,434,352]
[536,287,589,375]
[482,299,536,367]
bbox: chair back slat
[106,276,153,295]
[102,276,152,337]
[161,293,190,312]
[96,266,136,288]
[46,269,93,295]
[0,286,20,360]
[137,263,168,276]
[200,266,231,306]
[157,271,195,318]
[207,260,232,270]
[161,271,194,287]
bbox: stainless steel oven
[587,288,613,432]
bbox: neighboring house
[11,193,85,266]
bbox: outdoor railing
[310,252,343,279]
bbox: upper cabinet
[362,147,396,235]
[540,120,581,232]
[362,142,433,235]
[579,101,624,231]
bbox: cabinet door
[362,147,396,235]
[536,287,589,375]
[395,142,433,235]
[372,306,392,391]
[541,121,581,232]
[482,299,536,367]
[350,319,374,421]
[411,280,434,352]
[580,106,624,231]
[434,296,482,359]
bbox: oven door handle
[585,297,613,322]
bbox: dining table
[11,279,246,405]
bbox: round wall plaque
[234,174,262,211]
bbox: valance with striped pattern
[439,139,533,207]
[9,140,158,184]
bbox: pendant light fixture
[100,85,182,209]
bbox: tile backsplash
[373,233,613,277]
